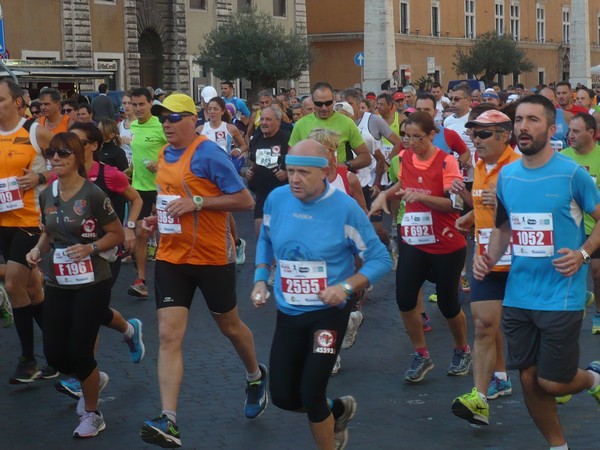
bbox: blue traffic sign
[354,52,364,67]
[0,19,5,56]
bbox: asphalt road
[2,210,600,449]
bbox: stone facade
[61,0,94,90]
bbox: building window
[510,1,520,40]
[538,68,545,85]
[536,4,545,43]
[431,1,440,37]
[189,0,207,10]
[238,0,252,9]
[562,7,570,44]
[495,1,504,36]
[465,0,475,39]
[400,1,410,34]
[273,0,286,17]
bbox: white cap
[201,86,218,103]
[334,101,354,117]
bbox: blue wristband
[254,267,271,284]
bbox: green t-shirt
[561,144,600,234]
[289,111,365,163]
[387,155,405,223]
[131,116,167,191]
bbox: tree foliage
[196,7,313,100]
[453,32,534,85]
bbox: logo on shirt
[81,218,98,238]
[73,200,88,216]
[103,198,115,216]
[313,329,337,355]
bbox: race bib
[381,143,393,163]
[477,227,511,266]
[255,148,279,168]
[279,260,327,306]
[510,213,554,257]
[550,140,564,152]
[156,194,182,234]
[401,212,436,245]
[53,248,94,285]
[0,176,24,213]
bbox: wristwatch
[193,195,204,211]
[580,248,591,264]
[339,282,353,298]
[125,221,136,229]
[91,242,99,256]
[344,161,352,170]
[38,172,47,185]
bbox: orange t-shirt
[39,115,70,135]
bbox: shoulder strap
[23,118,35,133]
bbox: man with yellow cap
[139,93,267,449]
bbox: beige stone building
[1,0,306,100]
[307,0,600,90]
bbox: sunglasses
[158,113,194,124]
[30,110,40,115]
[450,96,466,102]
[61,108,74,114]
[45,147,73,159]
[471,129,505,140]
[313,100,334,108]
[401,135,426,142]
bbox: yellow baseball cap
[151,93,197,116]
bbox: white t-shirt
[444,111,475,182]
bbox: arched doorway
[139,29,163,89]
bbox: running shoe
[447,348,472,376]
[451,388,489,425]
[76,372,110,416]
[555,395,572,404]
[56,377,82,399]
[245,363,268,419]
[342,311,364,349]
[140,414,181,448]
[128,278,148,298]
[0,283,13,328]
[39,363,59,379]
[487,375,512,400]
[404,353,435,383]
[9,357,40,384]
[267,267,275,287]
[124,318,145,363]
[428,293,438,303]
[388,238,398,271]
[460,274,470,293]
[421,312,432,332]
[331,355,341,376]
[73,411,106,438]
[584,291,595,319]
[236,238,246,265]
[587,360,600,403]
[334,395,357,450]
[593,313,600,335]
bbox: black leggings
[395,240,466,319]
[43,279,112,381]
[99,258,122,326]
[269,305,351,423]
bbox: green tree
[196,7,313,101]
[453,32,534,86]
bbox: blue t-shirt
[163,139,245,194]
[496,152,600,311]
[223,96,251,119]
[256,182,391,315]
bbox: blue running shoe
[487,375,512,400]
[55,377,82,400]
[592,314,600,335]
[245,363,268,418]
[140,414,181,448]
[124,318,145,364]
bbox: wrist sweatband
[254,267,271,284]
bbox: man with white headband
[251,139,391,450]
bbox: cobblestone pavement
[2,211,599,449]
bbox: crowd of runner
[2,75,600,450]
